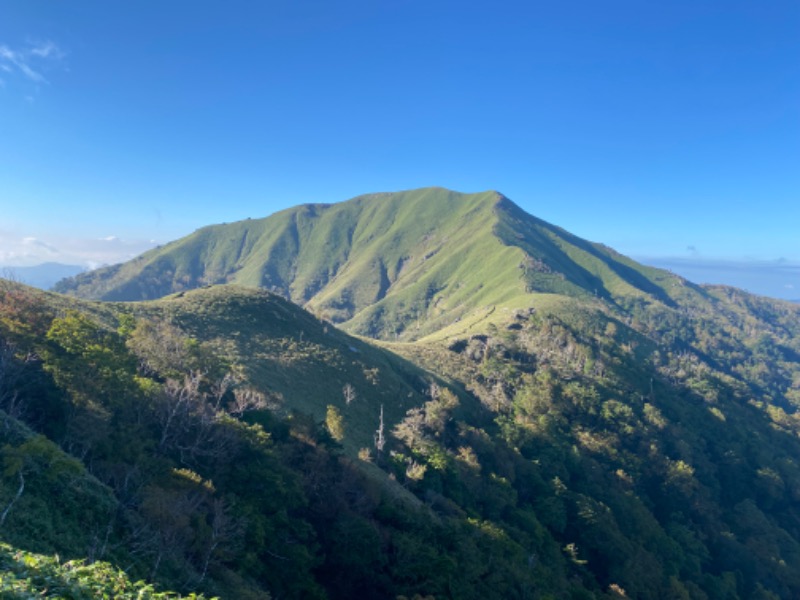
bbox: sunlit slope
[56,187,698,340]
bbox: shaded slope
[388,283,800,599]
[8,282,438,456]
[128,286,436,452]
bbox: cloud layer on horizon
[640,256,800,301]
[0,232,158,270]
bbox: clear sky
[1,1,798,298]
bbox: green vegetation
[10,187,800,598]
[0,281,578,598]
[0,542,210,599]
[56,187,701,342]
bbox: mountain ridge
[55,187,700,342]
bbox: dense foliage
[0,283,583,598]
[0,542,209,599]
[396,295,800,599]
[7,189,800,598]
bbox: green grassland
[56,187,702,343]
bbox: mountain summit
[56,187,688,340]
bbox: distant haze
[640,257,800,301]
[2,263,86,290]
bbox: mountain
[4,262,86,290]
[9,187,800,599]
[55,187,693,341]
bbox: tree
[155,372,240,466]
[126,318,197,378]
[0,435,82,527]
[229,386,269,417]
[325,405,345,442]
[374,405,386,454]
[0,280,52,339]
[157,372,204,451]
[342,383,357,406]
[0,337,34,422]
[44,311,138,411]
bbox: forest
[4,271,800,598]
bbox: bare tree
[0,467,24,527]
[209,372,235,412]
[157,371,203,451]
[374,404,386,454]
[155,371,245,466]
[0,435,82,528]
[198,497,242,582]
[229,386,268,417]
[342,383,357,406]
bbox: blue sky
[1,1,798,298]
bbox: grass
[55,186,703,344]
[126,286,436,454]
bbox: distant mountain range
[3,262,85,290]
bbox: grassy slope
[127,286,437,454]
[56,187,705,344]
[27,284,440,458]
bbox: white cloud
[22,237,60,254]
[0,40,64,87]
[0,232,158,269]
[29,41,63,60]
[0,45,44,83]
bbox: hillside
[9,186,800,599]
[1,281,586,598]
[55,188,697,342]
[125,285,439,453]
[7,273,800,598]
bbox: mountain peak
[55,187,687,340]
